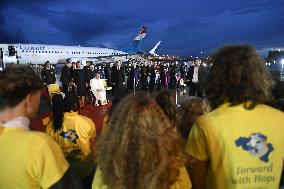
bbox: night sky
[0,0,284,57]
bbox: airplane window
[45,51,47,53]
[52,51,53,53]
[36,51,38,53]
[22,50,24,52]
[42,51,44,53]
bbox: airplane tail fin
[149,41,161,56]
[130,26,147,50]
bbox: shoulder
[255,104,284,118]
[68,114,95,125]
[25,131,59,147]
[79,115,95,125]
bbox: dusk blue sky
[0,0,284,56]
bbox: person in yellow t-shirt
[0,65,81,189]
[185,45,284,189]
[93,94,192,189]
[43,92,96,188]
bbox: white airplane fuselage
[0,44,128,65]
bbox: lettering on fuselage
[19,46,46,51]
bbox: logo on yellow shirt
[235,133,273,163]
[59,129,79,144]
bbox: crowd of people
[39,55,209,104]
[0,44,283,189]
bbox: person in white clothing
[90,73,108,106]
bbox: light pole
[281,59,284,80]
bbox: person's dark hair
[205,44,274,110]
[155,90,177,126]
[0,65,43,110]
[271,79,284,100]
[108,88,130,116]
[51,94,64,132]
[44,61,50,67]
[177,97,211,140]
[266,78,284,111]
[96,94,185,189]
[64,92,80,112]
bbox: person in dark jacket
[84,62,92,88]
[104,63,112,86]
[149,65,156,92]
[60,61,73,94]
[111,61,125,92]
[73,62,87,108]
[41,61,56,85]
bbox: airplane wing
[149,41,161,56]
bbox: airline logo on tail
[131,26,147,49]
[134,26,147,41]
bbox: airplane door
[0,48,4,70]
[8,46,16,57]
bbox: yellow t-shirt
[0,127,69,189]
[186,103,284,189]
[43,111,96,178]
[92,166,192,189]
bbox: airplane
[0,26,147,68]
